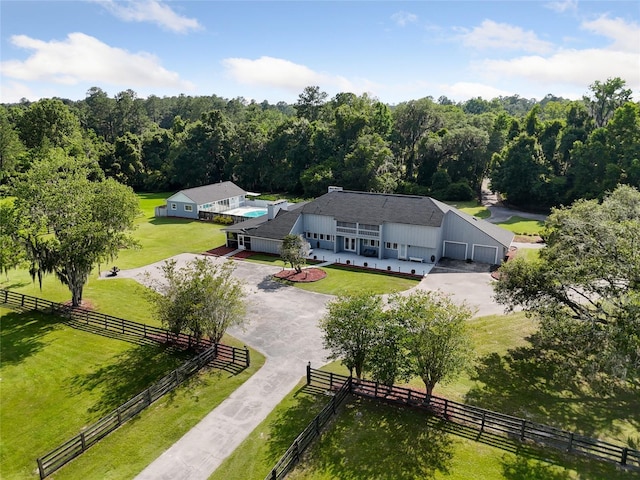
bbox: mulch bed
[274,268,327,283]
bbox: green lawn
[0,306,264,480]
[0,307,189,479]
[245,255,419,295]
[287,396,632,480]
[497,216,546,235]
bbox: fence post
[143,324,147,338]
[37,458,45,480]
[348,375,353,392]
[146,388,153,405]
[444,399,448,417]
[315,415,320,434]
[80,431,86,451]
[407,389,411,405]
[567,432,574,452]
[232,346,236,364]
[294,440,300,462]
[306,362,311,385]
[520,420,527,441]
[244,346,250,367]
[330,372,334,390]
[332,395,336,414]
[122,319,125,333]
[621,447,628,466]
[188,334,192,349]
[117,407,122,425]
[271,468,277,480]
[480,412,486,433]
[35,298,38,310]
[374,381,378,398]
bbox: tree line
[1,78,638,209]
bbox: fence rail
[0,289,249,365]
[265,377,352,480]
[306,367,640,472]
[0,289,250,478]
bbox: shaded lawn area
[321,312,639,447]
[0,307,189,479]
[245,255,419,295]
[0,306,265,480]
[211,377,631,480]
[287,396,632,480]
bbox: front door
[398,244,407,260]
[344,237,356,252]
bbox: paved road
[112,254,332,480]
[481,182,548,224]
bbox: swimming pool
[224,207,267,218]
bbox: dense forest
[1,78,638,210]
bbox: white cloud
[473,15,640,96]
[545,0,578,13]
[391,11,418,27]
[221,56,378,96]
[478,49,640,91]
[581,15,640,53]
[0,80,35,103]
[0,33,194,90]
[441,82,512,101]
[459,20,554,54]
[95,0,202,33]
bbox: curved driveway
[114,253,331,480]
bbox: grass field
[0,306,264,480]
[287,396,633,480]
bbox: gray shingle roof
[224,202,308,240]
[301,190,445,227]
[170,181,245,205]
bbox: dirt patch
[513,234,544,243]
[273,268,327,283]
[61,299,96,310]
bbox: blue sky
[1,1,639,105]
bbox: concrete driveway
[111,254,332,480]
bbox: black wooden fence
[0,289,250,478]
[305,366,640,472]
[264,376,353,480]
[1,289,249,362]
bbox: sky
[1,0,639,105]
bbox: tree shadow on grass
[69,343,192,416]
[500,453,633,480]
[297,396,454,480]
[0,310,63,365]
[465,347,640,443]
[264,384,331,466]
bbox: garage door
[472,245,498,264]
[443,241,467,260]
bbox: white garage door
[443,241,467,260]
[472,245,498,264]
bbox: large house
[224,188,514,265]
[158,181,248,219]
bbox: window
[170,203,177,210]
[313,233,318,239]
[365,239,379,247]
[385,242,398,250]
[306,232,311,238]
[184,205,193,212]
[320,234,324,240]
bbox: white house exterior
[164,181,247,219]
[224,189,514,266]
